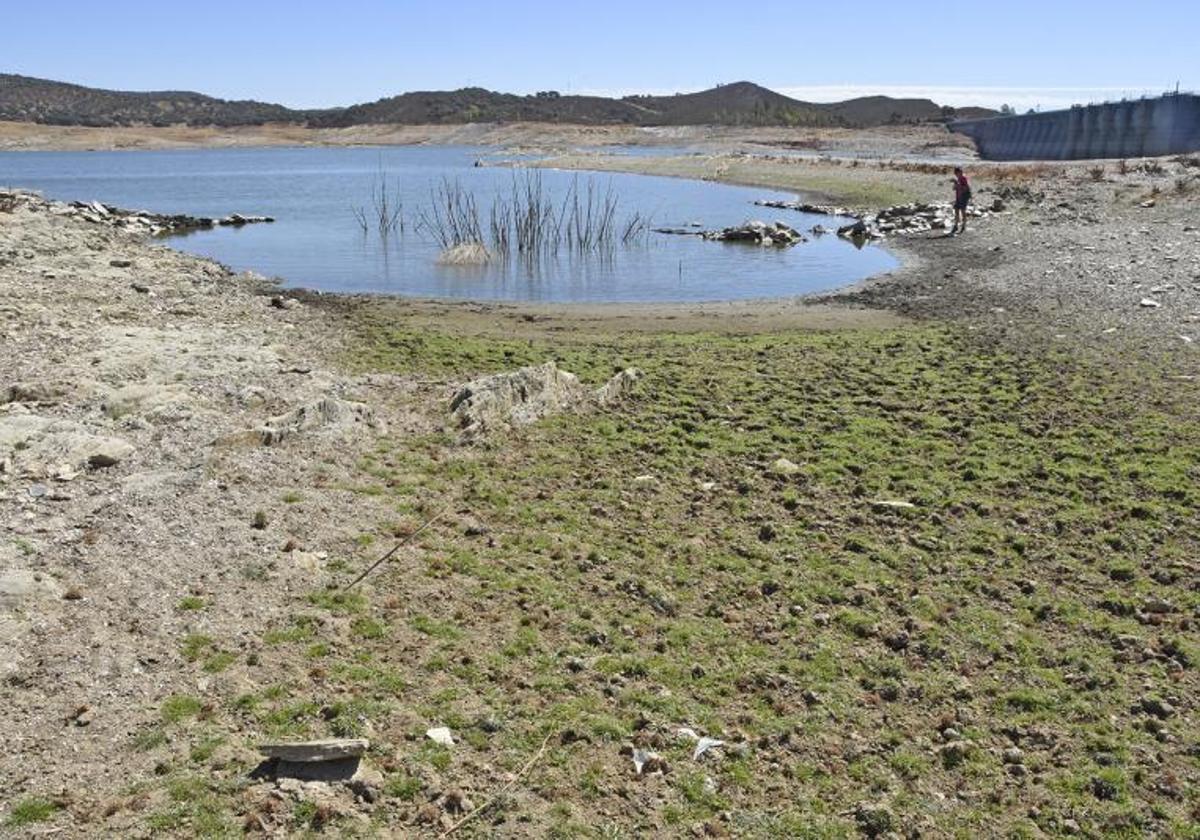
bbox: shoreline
[0,120,975,159]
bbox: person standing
[951,167,971,235]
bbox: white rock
[426,727,455,747]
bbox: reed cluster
[418,172,648,257]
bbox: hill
[306,87,646,128]
[0,73,298,127]
[0,74,996,129]
[310,82,972,128]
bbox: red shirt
[954,174,970,200]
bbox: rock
[437,242,492,265]
[596,368,643,405]
[699,220,806,247]
[219,398,378,447]
[1139,697,1175,719]
[940,740,969,768]
[347,765,385,803]
[218,213,274,226]
[130,283,151,294]
[1140,298,1161,308]
[632,748,668,775]
[258,739,369,763]
[426,727,455,747]
[870,499,915,511]
[0,415,134,477]
[770,457,801,476]
[1002,747,1024,765]
[0,569,64,611]
[1143,596,1174,614]
[854,803,896,837]
[449,362,589,436]
[109,259,133,268]
[838,220,871,239]
[442,788,473,814]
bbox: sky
[3,0,1197,111]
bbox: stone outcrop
[0,415,134,478]
[218,397,380,447]
[1,190,274,236]
[654,220,805,247]
[450,362,643,437]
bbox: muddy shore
[0,120,973,161]
[1,143,1197,836]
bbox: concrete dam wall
[952,94,1200,161]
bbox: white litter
[693,737,725,760]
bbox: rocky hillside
[0,74,995,129]
[0,74,298,127]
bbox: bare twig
[439,732,554,838]
[341,507,452,591]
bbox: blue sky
[5,0,1196,110]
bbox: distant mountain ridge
[0,74,996,128]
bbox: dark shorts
[954,194,970,211]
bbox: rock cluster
[756,199,854,217]
[654,219,806,247]
[702,220,805,246]
[755,197,994,242]
[2,189,273,236]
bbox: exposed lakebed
[0,145,897,302]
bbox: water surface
[1,146,897,302]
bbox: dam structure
[952,93,1200,161]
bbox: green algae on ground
[156,321,1198,837]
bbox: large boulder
[450,363,643,437]
[450,362,589,436]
